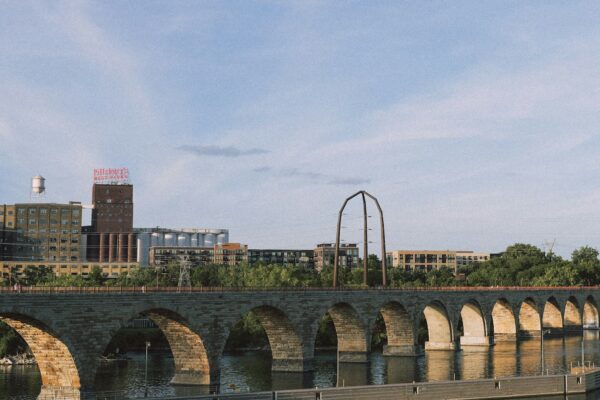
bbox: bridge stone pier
[1,287,599,399]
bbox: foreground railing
[0,285,597,294]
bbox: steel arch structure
[333,190,387,288]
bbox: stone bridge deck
[1,286,598,399]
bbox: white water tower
[30,175,46,201]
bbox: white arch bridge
[1,286,599,399]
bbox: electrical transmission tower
[178,256,192,290]
[543,239,556,255]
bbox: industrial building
[0,202,83,263]
[313,243,359,271]
[86,183,135,262]
[149,246,214,266]
[135,228,229,266]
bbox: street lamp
[540,329,551,375]
[144,341,151,397]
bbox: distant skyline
[2,1,600,258]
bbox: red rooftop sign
[94,168,129,184]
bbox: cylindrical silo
[178,233,190,247]
[217,234,226,245]
[204,233,216,247]
[151,232,163,247]
[164,233,176,247]
[137,233,150,266]
[197,234,205,247]
[190,233,198,247]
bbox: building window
[50,209,58,215]
[29,219,36,225]
[17,208,25,215]
[40,208,47,214]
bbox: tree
[572,246,599,265]
[572,246,600,285]
[89,266,104,286]
[532,261,580,287]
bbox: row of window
[18,229,79,235]
[18,218,79,226]
[17,208,80,217]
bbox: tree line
[6,243,600,288]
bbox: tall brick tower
[91,183,134,233]
[87,179,136,263]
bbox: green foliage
[315,314,337,347]
[224,312,269,350]
[370,313,387,349]
[572,246,600,285]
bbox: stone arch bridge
[1,287,599,399]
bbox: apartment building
[313,243,359,271]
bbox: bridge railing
[0,285,597,294]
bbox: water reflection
[492,341,518,377]
[5,333,600,398]
[424,350,455,381]
[383,356,416,384]
[459,347,489,380]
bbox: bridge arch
[246,305,306,372]
[144,309,211,385]
[375,301,416,356]
[0,313,82,399]
[320,302,369,363]
[583,296,599,329]
[564,296,582,333]
[518,297,541,337]
[101,308,212,387]
[459,300,489,346]
[542,297,563,331]
[491,298,517,341]
[421,301,455,350]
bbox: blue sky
[1,1,600,258]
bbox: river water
[4,332,600,399]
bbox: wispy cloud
[328,177,370,186]
[178,145,269,157]
[256,166,370,186]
